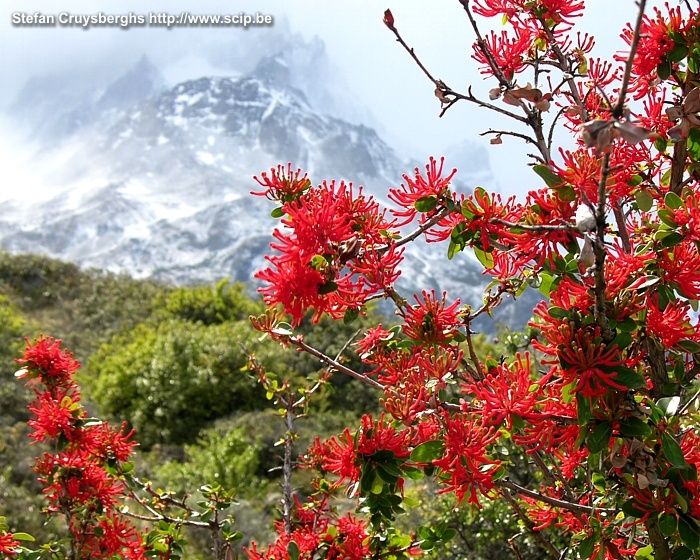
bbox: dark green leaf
[588,421,612,454]
[621,498,647,518]
[578,535,596,559]
[678,515,700,550]
[672,546,693,560]
[548,306,570,320]
[410,440,445,463]
[668,43,689,62]
[442,528,457,541]
[533,164,564,187]
[577,393,592,426]
[317,281,338,295]
[658,208,678,227]
[657,58,672,80]
[415,196,439,213]
[661,232,685,249]
[662,432,688,468]
[287,540,300,560]
[270,206,285,218]
[612,368,646,389]
[654,136,669,153]
[343,307,360,325]
[511,412,525,430]
[679,339,700,353]
[619,417,652,438]
[612,331,633,350]
[659,512,678,537]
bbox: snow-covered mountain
[1,43,537,330]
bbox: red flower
[256,179,401,325]
[27,388,84,443]
[16,337,80,390]
[646,297,696,347]
[388,157,457,227]
[432,412,500,505]
[402,290,462,344]
[617,2,687,98]
[252,163,310,203]
[472,28,534,80]
[0,532,19,556]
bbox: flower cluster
[254,168,403,325]
[245,496,372,560]
[15,337,147,559]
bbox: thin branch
[500,490,561,558]
[492,218,573,233]
[291,336,385,391]
[384,18,441,87]
[536,18,588,123]
[458,0,513,90]
[480,128,539,147]
[612,0,648,119]
[395,206,453,248]
[500,479,617,516]
[593,151,614,340]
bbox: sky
[0,0,666,199]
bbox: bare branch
[291,336,385,391]
[613,0,648,119]
[479,128,539,147]
[500,479,617,516]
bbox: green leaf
[11,532,35,542]
[473,246,495,269]
[621,498,647,518]
[665,191,684,210]
[317,281,338,295]
[655,136,669,153]
[659,512,678,537]
[678,515,700,550]
[548,306,570,320]
[588,421,612,454]
[688,128,700,162]
[662,432,688,468]
[657,57,672,80]
[577,393,592,426]
[612,331,633,350]
[673,546,693,560]
[679,339,700,353]
[612,368,646,389]
[287,540,300,560]
[533,164,564,187]
[661,231,685,248]
[668,43,690,62]
[690,53,700,74]
[441,528,457,541]
[410,440,445,463]
[619,417,652,438]
[270,206,285,218]
[657,396,681,417]
[415,196,438,213]
[578,535,596,559]
[635,189,654,212]
[343,307,360,325]
[635,545,654,560]
[538,272,554,297]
